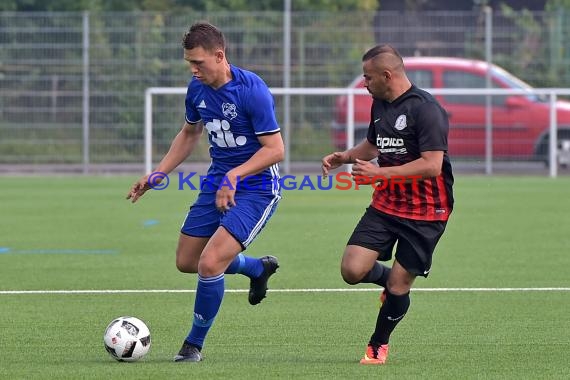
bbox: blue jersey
[185,65,281,194]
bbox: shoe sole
[174,355,202,362]
[359,359,386,365]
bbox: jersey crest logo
[222,102,238,120]
[394,114,407,131]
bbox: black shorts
[347,206,447,277]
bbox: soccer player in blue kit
[127,22,284,362]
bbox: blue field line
[0,287,569,295]
[0,247,118,255]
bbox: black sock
[360,262,391,287]
[370,290,410,345]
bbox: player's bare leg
[340,245,382,285]
[175,234,209,273]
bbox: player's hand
[216,187,236,212]
[126,175,151,203]
[321,151,348,177]
[216,174,237,212]
[351,158,378,184]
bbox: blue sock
[225,253,245,274]
[185,273,224,350]
[224,253,264,278]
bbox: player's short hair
[182,21,226,52]
[362,44,404,69]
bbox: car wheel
[535,130,570,168]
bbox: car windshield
[491,65,545,102]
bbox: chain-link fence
[1,10,569,172]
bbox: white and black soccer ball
[103,316,151,362]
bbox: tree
[0,0,377,12]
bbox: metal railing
[2,10,570,173]
[145,87,570,178]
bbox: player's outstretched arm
[126,121,203,203]
[321,151,348,177]
[126,174,151,203]
[322,139,378,177]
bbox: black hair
[362,44,403,63]
[182,21,225,51]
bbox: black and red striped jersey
[366,85,454,221]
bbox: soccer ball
[103,316,151,362]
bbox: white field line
[1,287,570,295]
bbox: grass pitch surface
[0,175,569,379]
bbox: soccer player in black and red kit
[322,44,454,365]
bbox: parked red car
[332,57,570,164]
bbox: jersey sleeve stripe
[255,128,281,136]
[185,116,202,124]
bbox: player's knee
[340,266,362,285]
[385,279,412,295]
[175,262,195,273]
[341,273,359,285]
[197,255,222,277]
[175,256,197,273]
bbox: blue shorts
[180,191,281,249]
